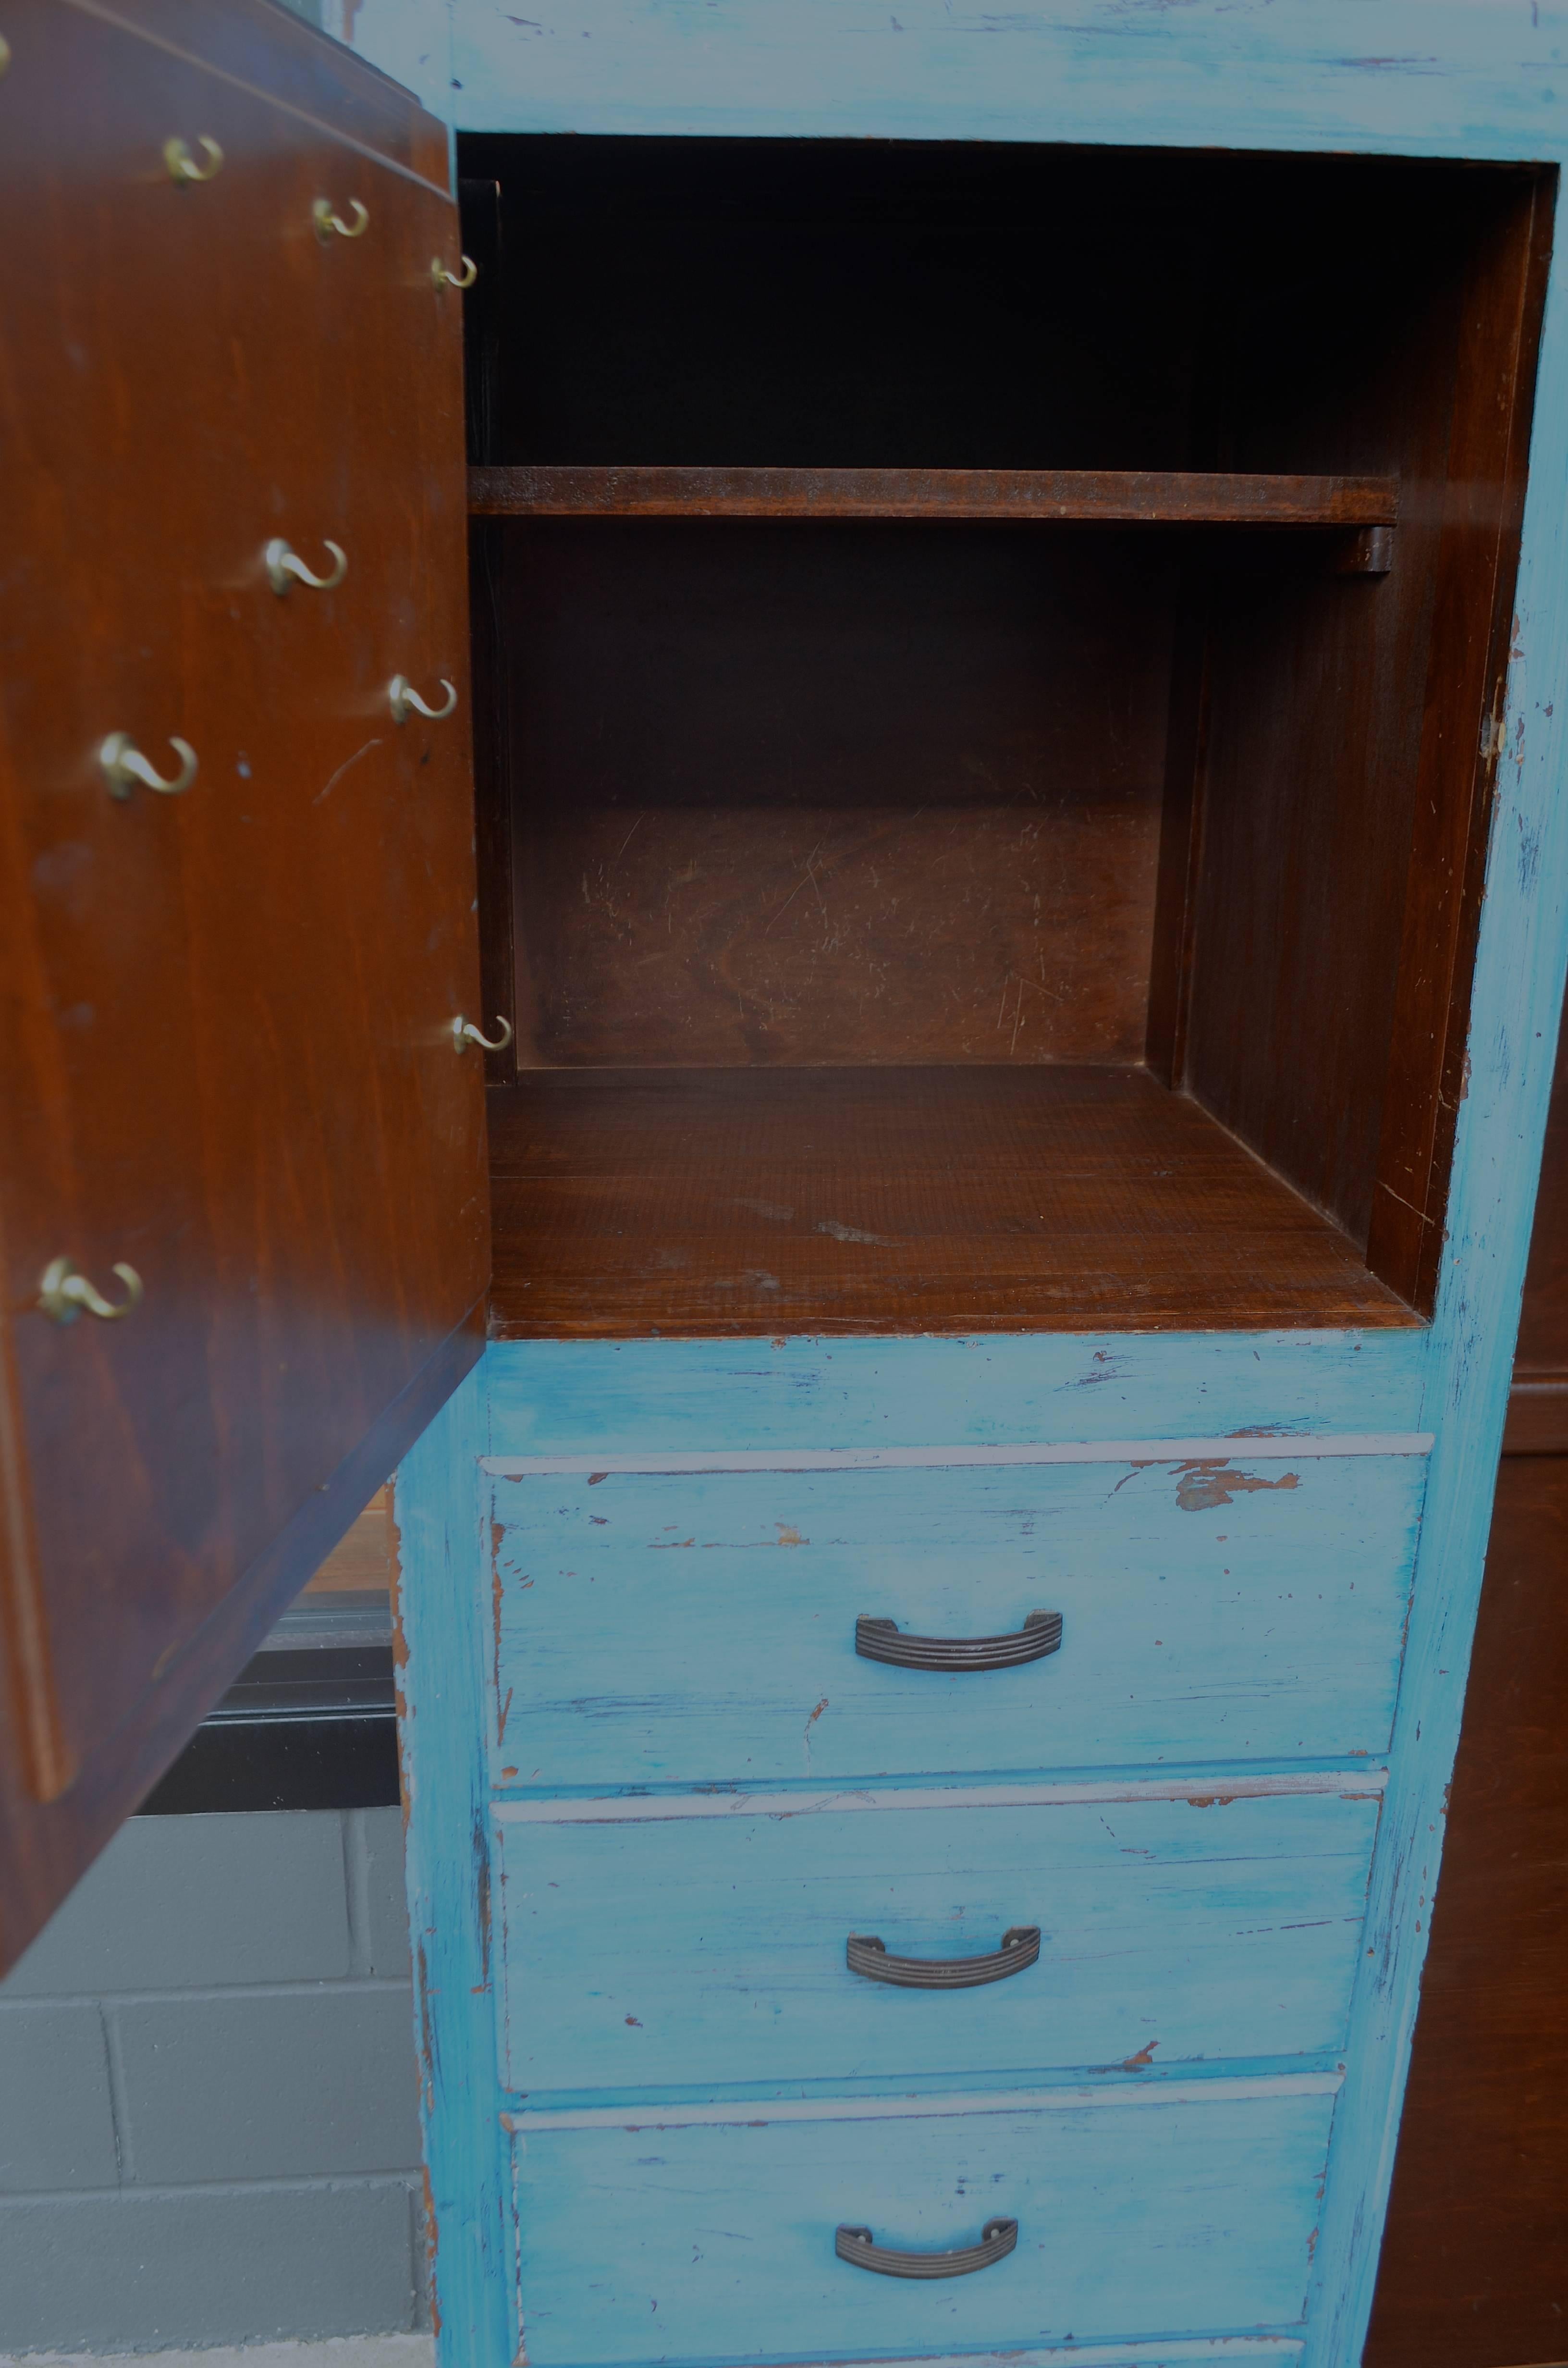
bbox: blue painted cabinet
[362,14,1568,2368]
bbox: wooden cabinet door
[0,0,486,1971]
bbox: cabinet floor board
[486,1065,1417,1337]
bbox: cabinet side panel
[392,1363,514,2368]
[1301,228,1568,2368]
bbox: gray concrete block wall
[0,1812,427,2355]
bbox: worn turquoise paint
[484,1332,1430,1462]
[494,1788,1381,2097]
[506,2086,1337,2365]
[489,1456,1426,1788]
[1301,204,1568,2368]
[347,0,1568,160]
[391,1369,515,2368]
[365,8,1568,2365]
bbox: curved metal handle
[453,1014,514,1054]
[38,1256,144,1325]
[99,731,198,800]
[431,254,478,289]
[847,1925,1040,1990]
[390,674,459,723]
[314,197,369,241]
[265,536,347,594]
[836,2218,1017,2280]
[855,1609,1063,1671]
[164,135,223,185]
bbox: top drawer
[488,1444,1426,1787]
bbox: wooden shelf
[486,1065,1418,1339]
[469,464,1401,529]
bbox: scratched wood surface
[489,1455,1424,1786]
[506,2087,1337,2365]
[471,465,1400,525]
[495,1788,1379,2095]
[0,0,485,1974]
[486,1068,1416,1336]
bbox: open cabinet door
[0,0,487,1972]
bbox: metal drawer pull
[389,674,458,723]
[453,1014,514,1053]
[314,197,369,242]
[38,1257,143,1325]
[265,537,347,594]
[847,1924,1041,1989]
[836,2218,1018,2280]
[855,1609,1063,1671]
[431,254,478,290]
[99,731,198,800]
[164,135,223,185]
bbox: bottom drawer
[508,2080,1335,2367]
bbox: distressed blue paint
[494,1788,1380,2097]
[391,1370,514,2367]
[489,1456,1425,1787]
[507,2087,1336,2366]
[1300,211,1568,2368]
[484,1332,1429,1461]
[342,0,1568,160]
[360,6,1568,2362]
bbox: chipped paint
[1173,1461,1301,1513]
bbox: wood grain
[0,7,484,1973]
[486,1065,1415,1337]
[1182,164,1551,1302]
[500,521,1173,1068]
[470,463,1400,526]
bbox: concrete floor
[0,2344,434,2368]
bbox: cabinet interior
[459,136,1551,1337]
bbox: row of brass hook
[39,111,488,1327]
[162,132,476,283]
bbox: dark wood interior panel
[505,522,1173,1067]
[1182,167,1550,1276]
[464,133,1552,1337]
[486,1066,1415,1337]
[472,464,1400,526]
[457,137,1206,471]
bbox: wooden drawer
[494,1780,1378,2094]
[504,2078,1336,2365]
[489,1448,1426,1786]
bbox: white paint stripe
[493,1767,1387,1825]
[482,1433,1431,1477]
[620,2345,1303,2368]
[504,2071,1343,2133]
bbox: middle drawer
[494,1782,1379,2093]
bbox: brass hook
[99,731,199,800]
[38,1256,144,1325]
[452,1015,514,1054]
[0,34,12,75]
[314,197,369,242]
[265,536,348,594]
[164,135,223,185]
[389,674,458,724]
[431,255,478,290]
